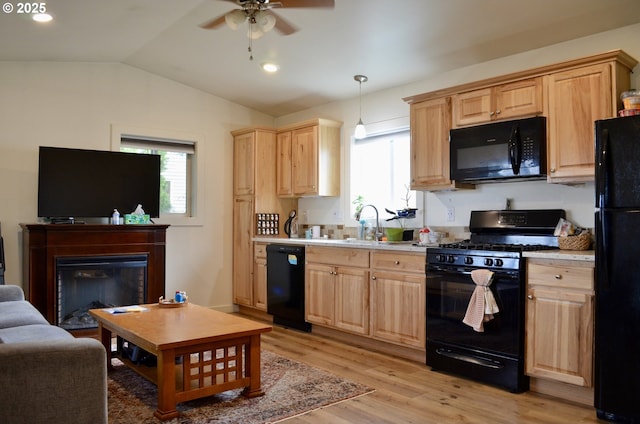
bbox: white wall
[0,62,273,310]
[277,23,640,233]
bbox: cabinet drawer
[254,243,267,259]
[527,260,594,290]
[305,246,370,268]
[371,251,425,274]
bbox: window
[350,128,416,220]
[111,124,204,226]
[120,137,193,216]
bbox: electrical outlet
[447,207,455,222]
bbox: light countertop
[255,237,595,261]
[252,237,433,253]
[523,250,594,262]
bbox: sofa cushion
[0,301,49,329]
[0,324,73,343]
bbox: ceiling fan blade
[199,13,229,30]
[278,0,334,8]
[270,10,298,35]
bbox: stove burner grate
[438,241,558,252]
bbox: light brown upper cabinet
[405,50,637,188]
[452,77,543,127]
[276,118,342,197]
[409,96,467,191]
[546,60,632,183]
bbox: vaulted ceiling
[2,0,639,116]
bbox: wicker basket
[558,232,592,250]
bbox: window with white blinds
[120,136,195,216]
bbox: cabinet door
[253,256,267,311]
[334,266,369,335]
[370,271,425,349]
[233,132,255,196]
[452,88,493,126]
[233,196,254,306]
[495,78,543,120]
[305,263,335,325]
[547,63,612,182]
[292,125,318,196]
[276,131,293,197]
[410,97,455,190]
[453,78,543,127]
[526,287,594,387]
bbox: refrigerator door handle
[597,211,609,290]
[597,128,609,209]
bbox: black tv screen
[38,146,161,219]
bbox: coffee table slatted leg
[154,348,180,421]
[242,334,265,398]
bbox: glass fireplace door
[56,255,148,330]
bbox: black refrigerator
[595,114,640,423]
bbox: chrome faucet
[355,204,382,241]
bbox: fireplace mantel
[21,224,169,331]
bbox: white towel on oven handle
[462,269,499,332]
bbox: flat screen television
[37,146,161,220]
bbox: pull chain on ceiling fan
[199,0,335,60]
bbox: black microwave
[450,116,547,182]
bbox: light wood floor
[259,324,604,424]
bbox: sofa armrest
[0,338,107,424]
[0,285,25,302]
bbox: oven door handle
[427,266,519,279]
[435,348,503,369]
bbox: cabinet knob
[394,260,400,265]
[527,295,534,300]
[554,274,562,280]
[489,111,495,116]
[371,276,377,280]
[495,109,501,115]
[550,168,556,173]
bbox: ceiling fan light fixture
[247,27,265,39]
[354,74,368,140]
[255,11,276,33]
[225,9,246,30]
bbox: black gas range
[425,209,565,392]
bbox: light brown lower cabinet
[305,263,370,335]
[525,258,594,387]
[305,246,370,336]
[370,251,426,349]
[253,243,268,311]
[304,246,426,350]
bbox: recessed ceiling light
[33,13,53,23]
[261,62,279,73]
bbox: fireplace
[21,223,168,335]
[56,255,148,331]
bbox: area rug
[108,350,374,423]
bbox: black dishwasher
[266,244,310,332]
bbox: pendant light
[354,74,368,139]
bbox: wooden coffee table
[89,303,272,421]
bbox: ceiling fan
[199,0,335,59]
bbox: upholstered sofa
[0,285,108,424]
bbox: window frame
[346,116,423,228]
[110,124,205,227]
